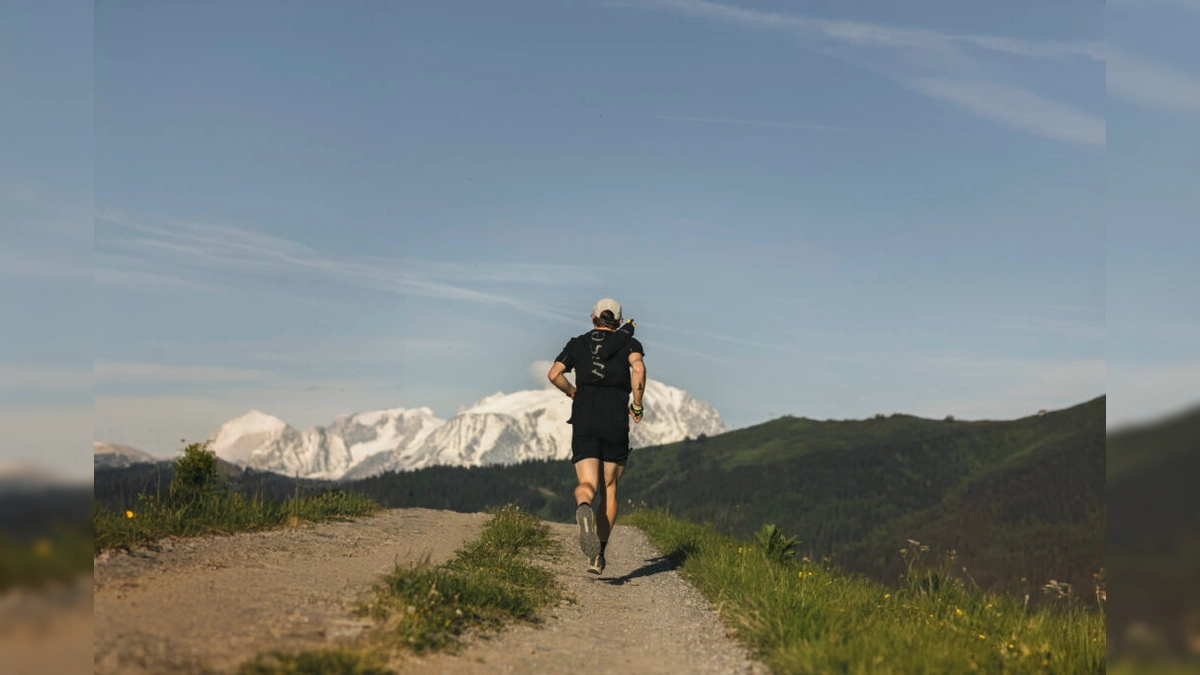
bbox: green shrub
[169,441,219,505]
[755,523,800,566]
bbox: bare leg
[573,458,603,562]
[597,461,625,543]
[573,458,600,507]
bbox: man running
[547,298,645,574]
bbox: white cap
[592,298,622,322]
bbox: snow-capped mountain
[208,407,444,480]
[209,379,724,481]
[94,442,159,470]
[0,461,75,494]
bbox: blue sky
[1106,0,1200,429]
[1,0,93,479]
[13,0,1192,475]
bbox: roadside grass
[0,524,93,590]
[626,509,1106,674]
[93,441,380,552]
[1109,657,1200,675]
[94,489,380,552]
[240,504,561,674]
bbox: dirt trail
[94,508,491,674]
[399,521,767,675]
[1,576,93,675]
[94,509,765,674]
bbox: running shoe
[576,503,601,560]
[587,553,606,575]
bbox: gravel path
[93,509,766,674]
[397,521,767,675]
[93,508,490,674]
[1,576,93,675]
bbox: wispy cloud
[640,339,735,365]
[656,114,884,134]
[528,360,561,389]
[646,321,792,352]
[621,0,1104,146]
[94,266,222,293]
[1109,0,1200,11]
[0,365,92,392]
[401,260,603,286]
[907,79,1105,147]
[144,335,472,369]
[627,0,1104,60]
[94,361,269,384]
[1108,48,1200,114]
[96,211,583,326]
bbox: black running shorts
[571,424,631,465]
[569,387,632,464]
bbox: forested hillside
[94,397,1104,595]
[1106,405,1200,654]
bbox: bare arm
[629,353,645,421]
[547,361,576,399]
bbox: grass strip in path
[241,504,561,674]
[626,510,1106,674]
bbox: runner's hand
[630,403,644,423]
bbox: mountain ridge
[92,396,1105,596]
[330,396,1104,595]
[201,379,724,480]
[94,442,161,471]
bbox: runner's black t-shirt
[556,325,643,430]
[554,327,644,393]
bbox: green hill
[612,396,1103,593]
[334,396,1105,594]
[840,407,1104,596]
[93,396,1105,597]
[1106,405,1200,655]
[93,458,336,509]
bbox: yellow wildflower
[126,510,135,519]
[978,634,986,640]
[954,607,963,616]
[33,539,53,558]
[884,594,891,600]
